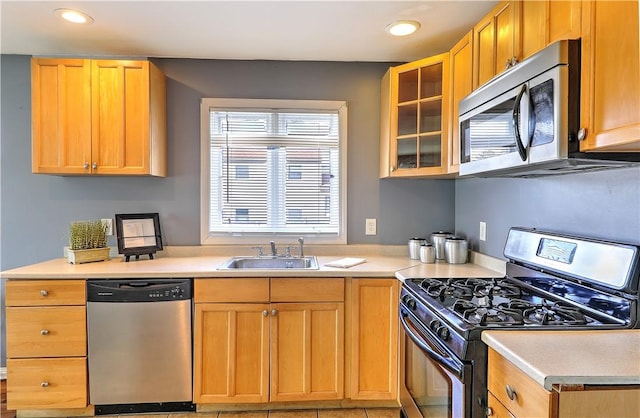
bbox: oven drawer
[487,348,553,418]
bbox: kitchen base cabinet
[487,348,640,418]
[194,278,345,405]
[348,278,398,401]
[5,280,87,411]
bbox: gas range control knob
[429,319,441,331]
[437,326,450,340]
[403,295,417,310]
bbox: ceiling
[1,1,498,63]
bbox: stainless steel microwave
[458,39,639,177]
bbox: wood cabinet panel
[271,277,344,302]
[5,280,86,306]
[487,392,515,418]
[193,303,269,403]
[448,31,473,173]
[349,279,398,400]
[270,302,344,401]
[6,357,87,410]
[580,0,640,151]
[521,1,582,60]
[31,59,92,174]
[194,278,269,303]
[31,58,166,176]
[6,306,86,358]
[488,348,554,418]
[557,386,640,417]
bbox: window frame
[200,98,348,245]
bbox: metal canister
[419,244,436,263]
[408,238,426,260]
[431,231,453,260]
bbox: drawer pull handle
[486,407,494,416]
[40,329,49,335]
[263,310,268,317]
[40,289,48,297]
[271,309,278,316]
[41,381,49,388]
[505,384,517,400]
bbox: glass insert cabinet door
[389,53,450,176]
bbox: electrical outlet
[479,221,487,241]
[365,218,377,236]
[102,218,113,236]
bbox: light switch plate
[102,218,113,236]
[365,218,377,235]
[479,221,487,241]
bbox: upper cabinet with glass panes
[379,52,452,178]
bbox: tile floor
[113,409,401,418]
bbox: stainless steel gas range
[399,227,639,418]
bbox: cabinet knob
[263,310,269,317]
[505,58,512,70]
[40,329,49,335]
[92,162,98,169]
[485,407,494,416]
[390,166,396,173]
[271,309,278,316]
[577,128,587,141]
[84,162,89,169]
[41,381,49,388]
[505,384,517,400]
[40,289,48,297]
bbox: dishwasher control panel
[87,279,192,302]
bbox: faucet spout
[270,241,277,256]
[298,237,304,258]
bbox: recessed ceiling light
[54,8,94,24]
[386,20,421,37]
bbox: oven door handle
[400,309,465,378]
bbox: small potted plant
[67,220,110,264]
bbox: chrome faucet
[298,237,304,258]
[270,241,277,256]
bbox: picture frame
[114,213,163,262]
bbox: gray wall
[455,168,640,259]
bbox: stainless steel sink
[218,256,319,270]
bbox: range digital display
[536,238,577,264]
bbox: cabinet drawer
[271,278,344,302]
[195,278,269,303]
[6,306,87,358]
[7,357,87,410]
[487,392,515,418]
[488,348,553,418]
[6,280,86,306]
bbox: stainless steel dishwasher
[87,279,194,414]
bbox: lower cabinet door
[193,303,270,403]
[270,302,344,401]
[7,357,87,410]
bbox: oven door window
[401,313,468,418]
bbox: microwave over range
[458,39,640,177]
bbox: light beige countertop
[482,330,640,390]
[1,246,505,280]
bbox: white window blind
[201,99,347,244]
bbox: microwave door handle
[512,84,529,161]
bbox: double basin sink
[218,256,319,270]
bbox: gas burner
[452,300,524,326]
[522,301,588,326]
[471,278,522,299]
[419,279,473,300]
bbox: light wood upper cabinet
[31,58,167,176]
[520,0,582,60]
[579,0,640,151]
[473,0,521,89]
[348,278,398,401]
[380,53,451,178]
[448,31,474,174]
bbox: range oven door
[399,308,472,418]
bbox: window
[201,98,347,244]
